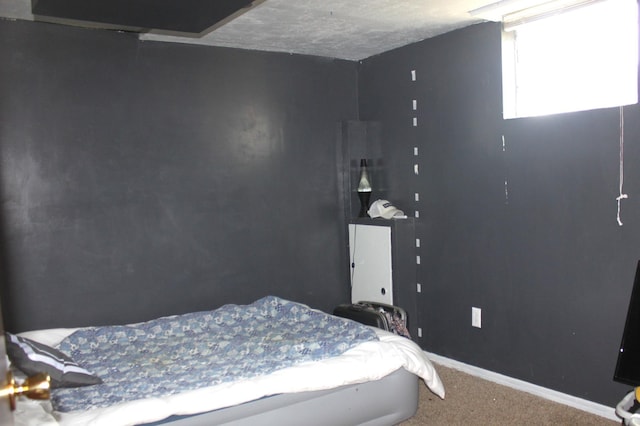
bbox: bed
[8,296,445,426]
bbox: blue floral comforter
[52,296,378,412]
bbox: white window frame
[500,0,639,119]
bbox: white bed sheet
[14,327,445,426]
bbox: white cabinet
[347,219,418,340]
[348,223,393,304]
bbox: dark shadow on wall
[0,159,15,332]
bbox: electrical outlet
[472,307,482,328]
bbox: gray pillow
[5,332,102,388]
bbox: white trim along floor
[426,352,620,422]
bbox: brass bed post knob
[1,372,50,411]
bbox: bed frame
[143,368,419,426]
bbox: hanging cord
[350,224,358,288]
[617,106,628,226]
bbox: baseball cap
[367,199,405,219]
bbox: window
[501,0,638,119]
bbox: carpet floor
[400,364,622,425]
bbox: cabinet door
[349,224,393,305]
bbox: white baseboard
[425,351,619,422]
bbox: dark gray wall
[358,22,640,406]
[0,18,358,331]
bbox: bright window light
[502,0,639,119]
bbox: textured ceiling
[0,0,491,61]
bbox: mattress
[141,368,420,426]
[13,312,444,426]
